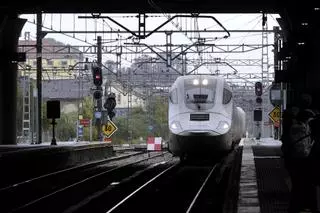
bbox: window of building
[61,60,68,66]
[117,94,121,104]
[47,60,53,66]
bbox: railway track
[72,147,242,213]
[0,149,142,189]
[102,160,221,213]
[0,150,142,190]
[0,151,169,213]
[1,146,242,213]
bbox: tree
[111,116,128,144]
[110,106,149,144]
[82,96,94,119]
[153,96,169,140]
[110,98,169,144]
[104,60,117,74]
[81,96,99,141]
[131,107,149,141]
[42,102,51,132]
[55,112,77,141]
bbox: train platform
[237,138,295,213]
[0,141,114,186]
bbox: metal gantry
[127,69,133,144]
[17,13,278,142]
[18,43,272,56]
[22,75,31,143]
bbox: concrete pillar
[306,31,320,85]
[305,30,320,107]
[0,15,26,144]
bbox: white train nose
[168,75,246,158]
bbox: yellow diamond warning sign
[102,120,118,138]
[268,106,281,124]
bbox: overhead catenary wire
[25,19,96,46]
[223,14,263,60]
[21,12,277,91]
[204,14,243,30]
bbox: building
[18,36,84,80]
[17,36,146,142]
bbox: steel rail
[0,151,143,192]
[105,162,179,213]
[10,152,168,212]
[185,164,218,213]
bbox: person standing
[282,93,316,212]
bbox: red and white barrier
[147,137,162,151]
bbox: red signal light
[92,67,103,86]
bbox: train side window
[169,88,178,104]
[223,88,232,104]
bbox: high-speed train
[168,75,246,159]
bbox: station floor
[237,138,319,213]
[0,141,114,187]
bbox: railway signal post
[254,82,263,139]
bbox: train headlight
[217,121,229,131]
[170,121,182,130]
[193,79,199,85]
[202,79,208,85]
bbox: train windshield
[184,77,216,110]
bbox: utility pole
[255,82,263,139]
[96,36,102,141]
[36,12,42,144]
[261,12,269,138]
